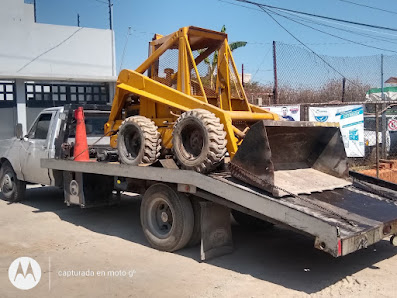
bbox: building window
[25,82,109,107]
[0,81,16,108]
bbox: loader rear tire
[172,109,227,173]
[141,184,194,252]
[117,116,161,166]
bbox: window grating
[0,81,16,108]
[25,82,110,107]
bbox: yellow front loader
[105,26,350,197]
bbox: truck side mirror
[60,112,67,121]
[15,123,23,139]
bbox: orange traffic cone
[73,107,90,161]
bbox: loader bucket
[230,120,351,197]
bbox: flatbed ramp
[42,159,397,257]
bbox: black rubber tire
[117,116,161,166]
[0,161,26,203]
[232,210,274,230]
[172,109,227,173]
[140,184,194,252]
[187,198,201,247]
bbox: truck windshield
[69,113,109,137]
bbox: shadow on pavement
[19,186,397,294]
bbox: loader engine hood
[230,120,351,197]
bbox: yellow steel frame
[105,26,279,158]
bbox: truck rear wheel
[117,116,161,166]
[0,161,26,202]
[141,184,194,252]
[172,109,227,173]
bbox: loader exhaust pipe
[230,120,351,197]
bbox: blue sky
[33,0,397,84]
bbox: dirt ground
[1,186,397,298]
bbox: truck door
[20,112,54,185]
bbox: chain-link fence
[259,42,397,179]
[296,102,397,174]
[273,42,397,104]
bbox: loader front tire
[173,109,227,173]
[117,116,161,166]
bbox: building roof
[385,77,397,84]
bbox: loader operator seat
[164,68,175,88]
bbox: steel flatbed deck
[41,158,397,257]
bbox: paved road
[1,186,397,297]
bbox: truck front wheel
[141,184,194,252]
[0,162,26,202]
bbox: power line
[235,0,397,32]
[118,27,132,73]
[253,5,358,86]
[17,27,84,73]
[268,8,397,54]
[338,0,397,16]
[248,40,397,47]
[270,8,397,49]
[222,0,397,48]
[282,7,397,40]
[252,47,272,81]
[91,0,108,4]
[222,0,397,39]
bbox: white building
[0,0,117,138]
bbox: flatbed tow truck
[1,104,397,260]
[3,24,397,260]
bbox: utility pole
[33,0,37,23]
[77,14,80,27]
[108,0,115,76]
[108,0,113,30]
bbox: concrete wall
[0,0,116,139]
[0,0,115,79]
[0,107,17,139]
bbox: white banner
[309,105,364,157]
[262,105,300,121]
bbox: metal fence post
[381,54,387,159]
[272,41,278,105]
[341,78,346,102]
[375,104,380,178]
